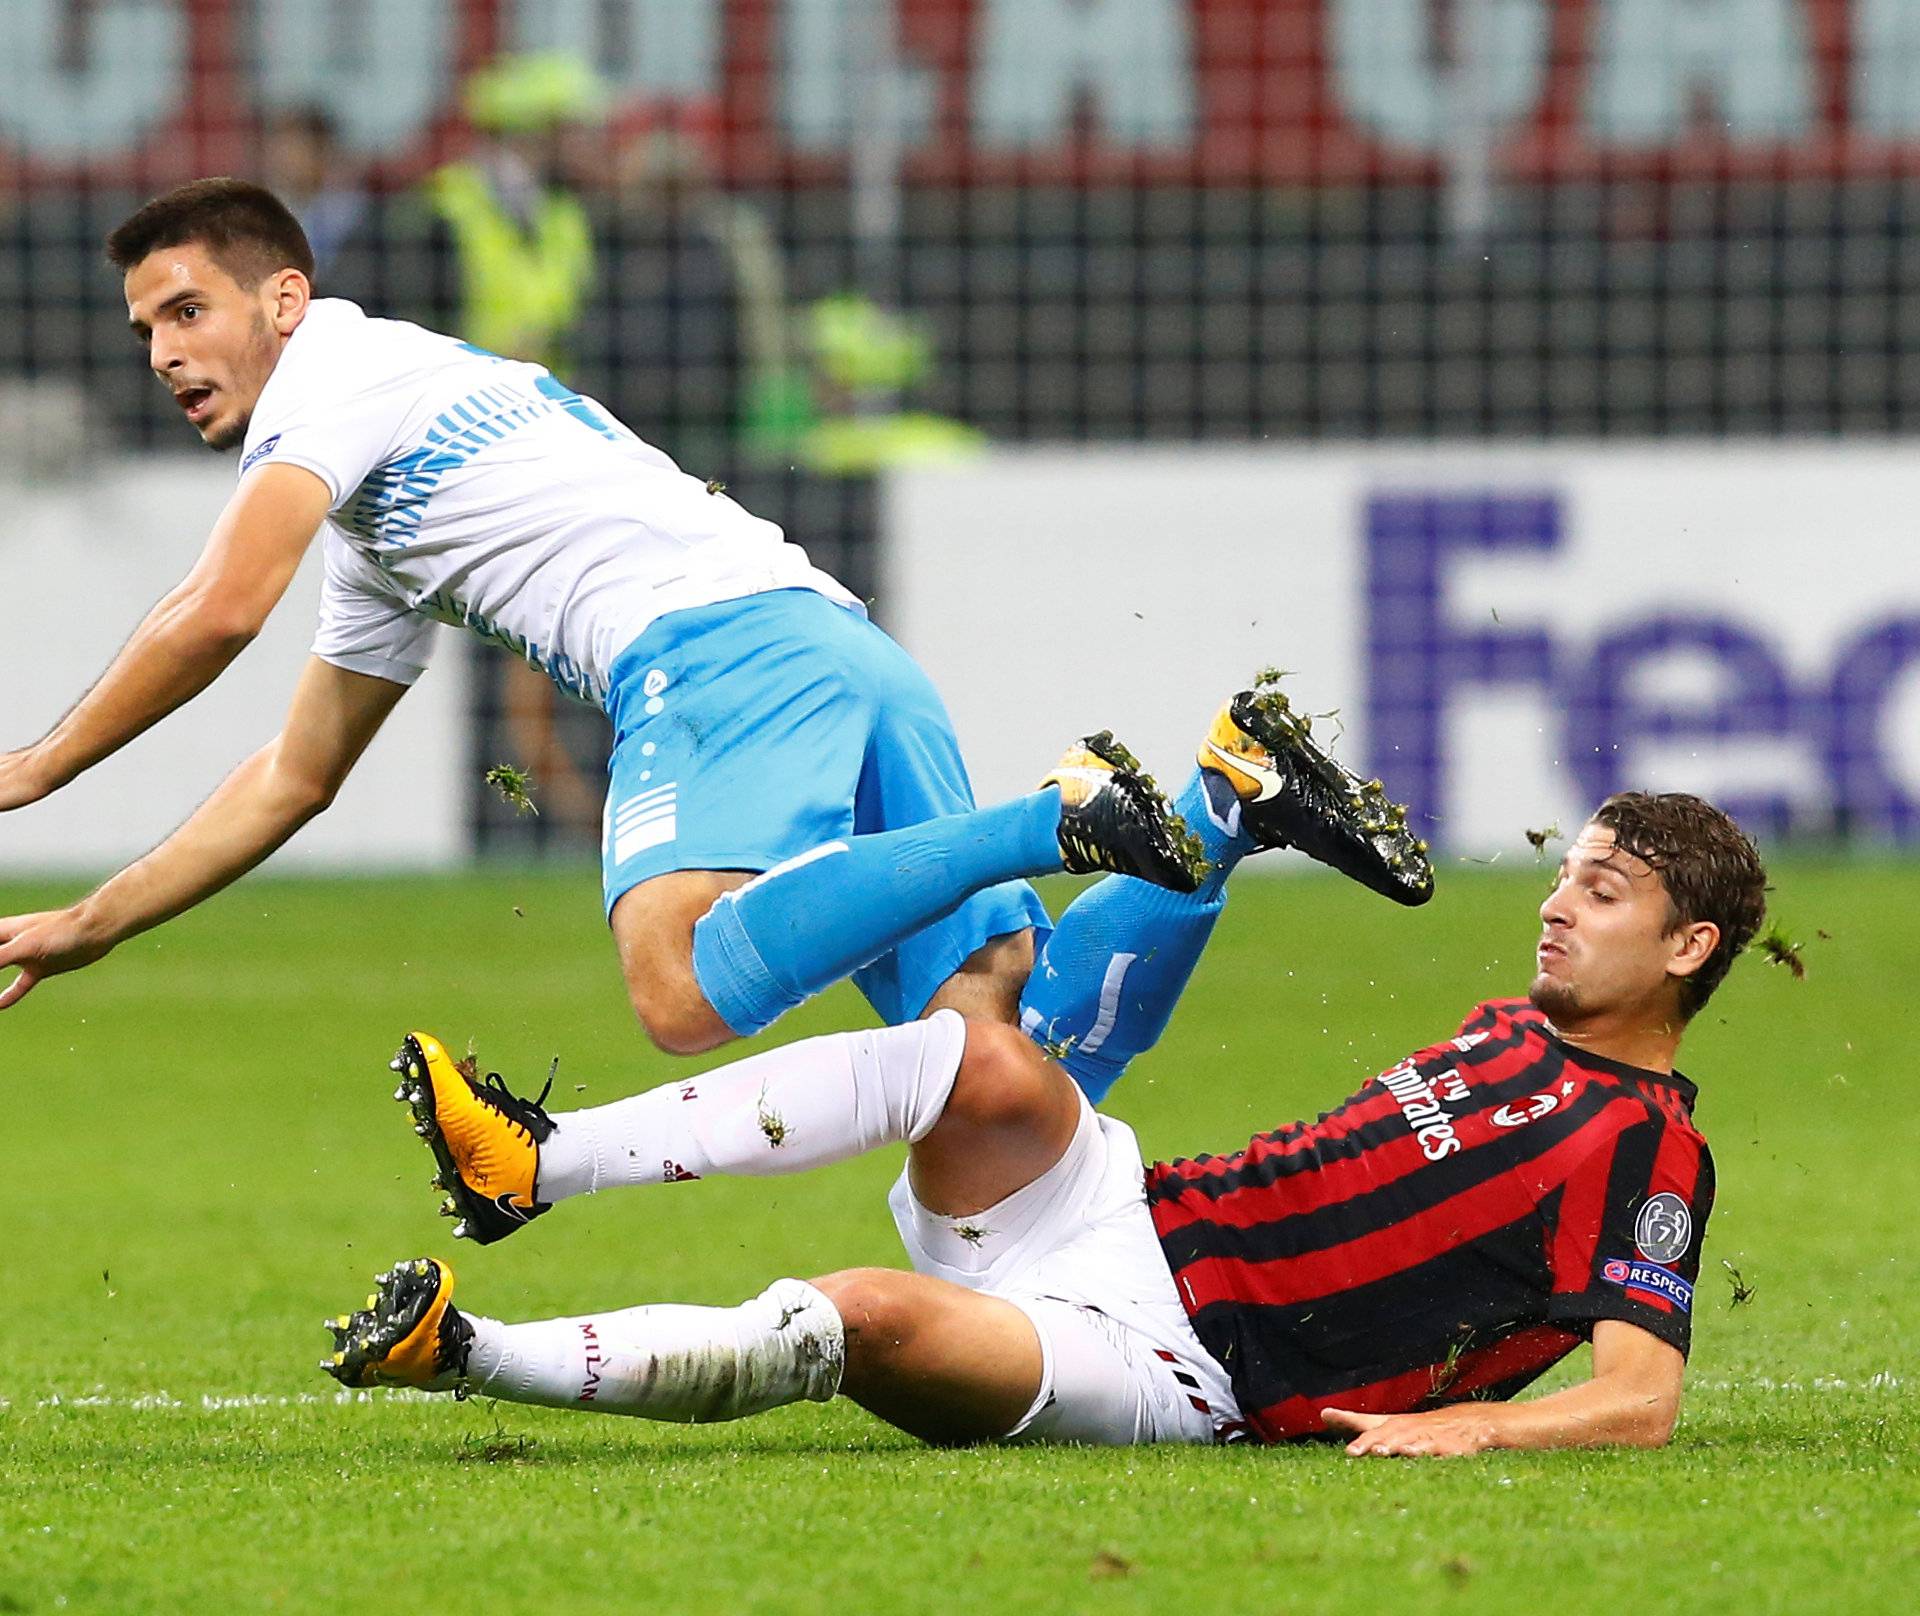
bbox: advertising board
[885,444,1920,855]
[0,460,471,873]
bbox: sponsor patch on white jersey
[239,432,281,474]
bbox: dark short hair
[267,104,341,147]
[106,177,315,286]
[1591,791,1768,1018]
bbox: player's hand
[0,909,113,1010]
[0,748,51,812]
[1321,1405,1506,1458]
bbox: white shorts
[888,1089,1243,1446]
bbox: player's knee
[812,1269,923,1372]
[610,874,753,1054]
[945,1019,1058,1134]
[623,973,733,1056]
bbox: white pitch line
[1691,1373,1904,1392]
[3,1387,445,1412]
[3,1373,1901,1415]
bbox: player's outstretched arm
[1323,1320,1684,1458]
[0,464,331,811]
[0,657,407,1010]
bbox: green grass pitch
[3,860,1914,1614]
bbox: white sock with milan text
[461,1278,845,1421]
[534,1010,967,1201]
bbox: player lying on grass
[0,178,1430,1100]
[325,791,1764,1455]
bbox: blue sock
[692,791,1063,1036]
[1019,766,1255,1103]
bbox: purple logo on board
[1364,493,1919,843]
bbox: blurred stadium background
[1,1,1915,869]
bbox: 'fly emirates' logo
[1379,1060,1469,1160]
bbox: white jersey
[238,299,858,707]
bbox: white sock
[461,1278,845,1421]
[536,1009,967,1201]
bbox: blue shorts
[601,588,1050,1025]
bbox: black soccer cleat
[1198,681,1434,906]
[392,1032,557,1246]
[321,1257,473,1391]
[1042,731,1208,893]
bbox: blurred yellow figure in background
[427,52,604,376]
[601,118,983,478]
[429,53,611,837]
[789,291,985,476]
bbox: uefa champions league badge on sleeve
[1634,1193,1693,1264]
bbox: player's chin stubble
[203,406,252,453]
[1528,974,1581,1023]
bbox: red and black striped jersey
[1146,998,1714,1444]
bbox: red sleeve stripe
[1551,1105,1704,1295]
[1549,1127,1623,1294]
[1650,1112,1706,1205]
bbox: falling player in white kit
[0,179,1224,1080]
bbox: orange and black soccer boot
[321,1257,472,1391]
[1042,731,1209,893]
[392,1032,556,1245]
[1198,677,1434,906]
